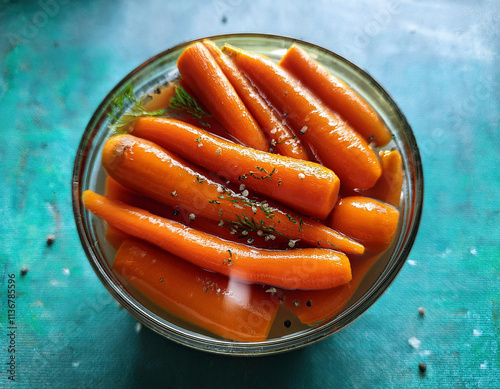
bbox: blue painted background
[1,0,498,388]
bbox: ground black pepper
[284,319,291,328]
[20,266,28,276]
[418,362,427,374]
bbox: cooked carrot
[132,117,339,220]
[83,191,353,290]
[279,44,392,147]
[102,134,364,254]
[202,39,309,160]
[280,252,381,325]
[223,44,381,190]
[104,176,283,248]
[171,81,234,141]
[362,150,403,207]
[114,239,279,342]
[105,225,130,250]
[329,196,399,252]
[177,42,269,151]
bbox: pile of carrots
[83,40,404,342]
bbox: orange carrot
[223,44,381,190]
[362,150,404,207]
[105,225,130,250]
[102,134,364,254]
[177,42,269,151]
[280,252,381,325]
[202,39,310,160]
[279,44,392,147]
[104,176,284,249]
[132,117,339,220]
[83,191,353,290]
[329,196,400,252]
[114,239,279,342]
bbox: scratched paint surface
[0,0,499,388]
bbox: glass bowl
[72,33,423,356]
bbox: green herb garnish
[108,85,166,132]
[168,86,212,127]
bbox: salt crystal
[408,337,421,349]
[72,361,80,368]
[470,248,477,255]
[473,329,483,337]
[135,322,142,334]
[62,268,70,276]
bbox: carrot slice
[223,44,381,190]
[202,39,310,160]
[177,42,269,151]
[114,239,279,342]
[329,196,400,252]
[83,191,353,290]
[132,117,339,220]
[362,150,404,207]
[102,134,364,254]
[279,44,392,147]
[280,252,381,325]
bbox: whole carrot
[362,150,404,207]
[177,42,269,151]
[329,196,400,252]
[132,117,339,220]
[114,239,279,342]
[279,44,392,147]
[83,191,353,290]
[202,39,309,160]
[102,134,364,254]
[105,176,283,249]
[223,44,381,190]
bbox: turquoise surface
[1,0,498,388]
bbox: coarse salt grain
[298,173,305,180]
[408,337,421,349]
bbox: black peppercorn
[284,319,291,328]
[418,362,427,374]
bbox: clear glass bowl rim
[72,33,424,356]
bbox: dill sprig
[223,214,291,239]
[168,86,212,127]
[108,84,166,132]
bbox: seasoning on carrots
[202,39,310,160]
[223,44,382,190]
[279,44,392,147]
[83,190,353,290]
[102,134,364,254]
[132,117,339,220]
[114,239,280,342]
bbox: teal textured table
[1,1,499,388]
